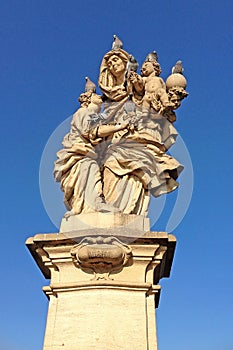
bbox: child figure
[54,88,129,217]
[127,55,172,115]
[140,59,172,114]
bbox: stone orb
[166,73,187,89]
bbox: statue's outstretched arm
[97,123,128,138]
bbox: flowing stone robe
[103,105,183,216]
[54,106,104,214]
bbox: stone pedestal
[26,216,176,350]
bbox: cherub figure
[140,59,172,114]
[127,54,172,115]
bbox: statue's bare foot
[64,210,75,219]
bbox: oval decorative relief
[70,236,132,280]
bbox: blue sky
[1,1,233,349]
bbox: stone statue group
[54,36,188,218]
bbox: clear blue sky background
[1,1,233,349]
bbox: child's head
[78,91,92,107]
[141,60,162,77]
[78,92,102,112]
[78,91,102,110]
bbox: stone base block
[60,213,150,239]
[26,230,176,350]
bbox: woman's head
[99,50,129,83]
[107,54,126,77]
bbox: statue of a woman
[54,39,188,219]
[98,50,184,216]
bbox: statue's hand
[127,72,143,94]
[119,121,129,129]
[128,71,139,84]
